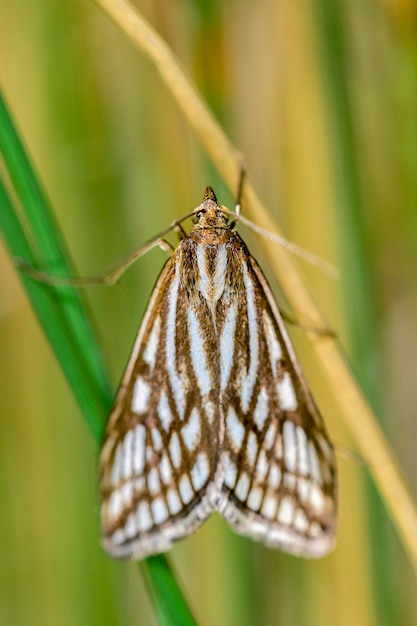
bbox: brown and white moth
[99,187,337,560]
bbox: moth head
[191,187,230,228]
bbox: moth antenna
[224,210,339,280]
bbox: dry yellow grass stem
[94,0,417,574]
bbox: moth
[99,187,337,560]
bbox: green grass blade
[0,86,111,417]
[0,177,109,441]
[141,556,196,626]
[0,89,197,626]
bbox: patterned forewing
[219,245,337,557]
[100,249,220,559]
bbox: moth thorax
[197,243,227,303]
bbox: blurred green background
[1,0,417,624]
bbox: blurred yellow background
[1,0,417,625]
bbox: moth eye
[191,211,204,224]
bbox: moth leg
[171,221,187,241]
[334,443,367,467]
[157,238,175,255]
[15,237,175,287]
[280,309,338,339]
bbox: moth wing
[99,251,220,559]
[218,253,337,558]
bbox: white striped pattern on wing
[240,265,259,412]
[187,307,212,397]
[143,315,161,369]
[101,237,222,560]
[165,270,185,420]
[219,258,336,557]
[220,302,237,391]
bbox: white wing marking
[276,373,298,411]
[165,271,185,419]
[187,307,212,397]
[240,266,259,412]
[220,303,237,391]
[181,407,201,452]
